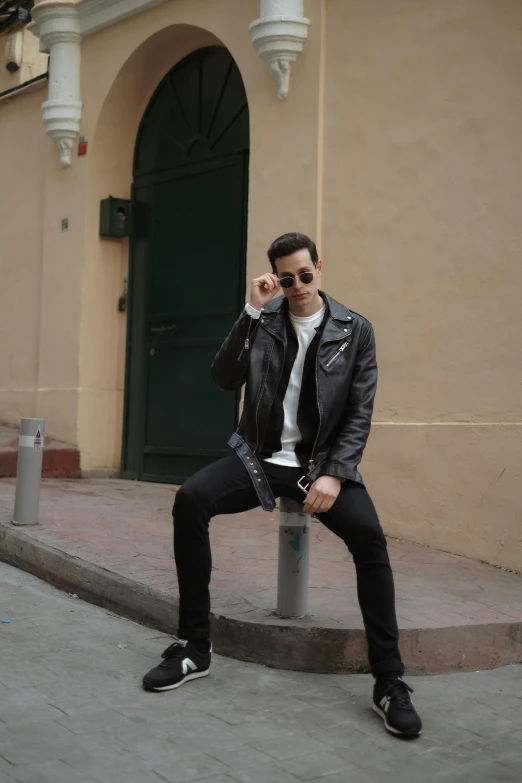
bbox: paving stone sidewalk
[1,562,521,783]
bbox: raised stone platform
[0,424,80,479]
[0,478,521,675]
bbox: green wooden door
[123,47,249,483]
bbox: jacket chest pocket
[322,334,353,371]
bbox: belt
[228,433,277,512]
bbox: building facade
[0,0,521,570]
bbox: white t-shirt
[245,302,325,468]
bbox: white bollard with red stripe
[13,418,45,526]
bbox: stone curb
[1,523,521,675]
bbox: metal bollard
[13,418,45,526]
[277,497,311,618]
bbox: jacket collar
[261,291,353,343]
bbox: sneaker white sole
[144,669,209,692]
[372,703,422,737]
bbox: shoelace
[160,640,188,663]
[384,679,415,710]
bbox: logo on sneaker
[182,658,198,676]
[380,695,391,713]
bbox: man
[143,232,422,738]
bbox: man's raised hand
[248,274,281,311]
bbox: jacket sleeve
[320,323,377,482]
[211,309,259,391]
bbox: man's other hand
[302,475,342,515]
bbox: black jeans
[173,455,404,677]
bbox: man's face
[274,248,322,308]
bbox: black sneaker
[142,640,211,692]
[372,678,422,737]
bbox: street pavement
[0,562,521,783]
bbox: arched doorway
[122,46,249,483]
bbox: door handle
[149,324,178,356]
[150,324,178,337]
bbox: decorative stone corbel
[30,1,82,168]
[250,0,309,100]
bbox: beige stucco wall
[0,28,47,92]
[20,27,48,83]
[0,83,83,441]
[0,85,50,426]
[322,0,522,570]
[0,27,77,443]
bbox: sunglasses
[279,271,315,289]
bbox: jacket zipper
[309,337,350,471]
[325,341,349,368]
[309,355,323,473]
[237,318,261,361]
[254,338,275,452]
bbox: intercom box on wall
[99,197,131,238]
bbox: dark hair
[267,232,319,272]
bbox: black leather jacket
[211,292,377,511]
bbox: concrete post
[13,418,45,526]
[277,497,310,618]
